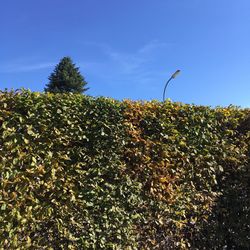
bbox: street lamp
[163,70,180,102]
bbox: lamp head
[171,70,181,79]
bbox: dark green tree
[44,57,88,93]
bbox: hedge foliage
[0,90,249,249]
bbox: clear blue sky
[1,0,250,107]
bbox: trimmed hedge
[0,90,249,249]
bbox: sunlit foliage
[0,90,249,249]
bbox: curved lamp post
[163,70,180,102]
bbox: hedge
[0,90,249,249]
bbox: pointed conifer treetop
[44,56,89,93]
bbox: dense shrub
[0,90,249,249]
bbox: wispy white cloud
[80,40,172,83]
[138,40,172,54]
[0,61,55,73]
[103,40,171,75]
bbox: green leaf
[1,204,6,210]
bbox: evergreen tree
[44,57,88,93]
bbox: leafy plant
[0,90,249,249]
